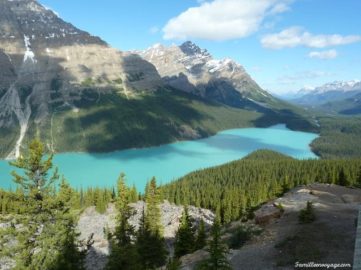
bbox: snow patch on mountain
[23,35,37,63]
[298,80,361,95]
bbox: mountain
[289,80,361,107]
[0,0,315,159]
[319,92,361,115]
[137,41,274,108]
[0,0,164,158]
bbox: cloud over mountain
[163,0,292,41]
[261,27,361,49]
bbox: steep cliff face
[0,0,162,158]
[137,41,273,108]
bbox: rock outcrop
[77,200,215,270]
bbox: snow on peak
[298,80,361,95]
[23,35,37,63]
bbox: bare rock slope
[180,183,361,270]
[77,200,215,270]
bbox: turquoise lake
[0,124,318,192]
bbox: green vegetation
[299,201,316,224]
[81,78,95,87]
[0,140,85,270]
[127,72,145,82]
[112,78,123,84]
[136,178,167,269]
[311,116,361,159]
[161,150,361,223]
[174,206,196,258]
[106,174,140,270]
[228,224,262,249]
[195,219,207,250]
[1,141,171,270]
[49,88,263,153]
[196,220,232,270]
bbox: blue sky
[39,0,361,94]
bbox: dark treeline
[0,182,138,215]
[161,150,361,224]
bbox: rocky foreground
[227,184,360,270]
[78,201,215,270]
[2,184,360,270]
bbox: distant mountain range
[282,80,361,115]
[0,0,314,159]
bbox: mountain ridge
[136,41,274,108]
[287,80,361,105]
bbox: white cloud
[261,27,361,49]
[163,0,292,41]
[308,49,338,59]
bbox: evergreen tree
[174,206,196,257]
[195,219,207,250]
[299,201,316,224]
[166,257,181,270]
[357,166,361,187]
[196,220,231,270]
[129,185,138,203]
[145,177,163,235]
[136,208,167,269]
[136,178,167,269]
[1,140,84,270]
[106,174,140,270]
[338,168,349,186]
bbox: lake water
[0,124,318,192]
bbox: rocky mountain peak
[179,41,210,57]
[0,0,105,47]
[138,41,269,108]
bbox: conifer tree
[145,177,163,235]
[357,166,361,187]
[136,178,167,269]
[106,174,140,270]
[1,139,85,270]
[129,184,138,203]
[166,257,181,270]
[338,168,349,186]
[196,219,231,270]
[136,207,167,269]
[174,206,196,257]
[195,219,207,250]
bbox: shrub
[299,201,316,224]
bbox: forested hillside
[161,150,361,223]
[311,116,361,158]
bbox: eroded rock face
[0,0,163,158]
[77,201,215,270]
[137,41,272,107]
[254,204,282,225]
